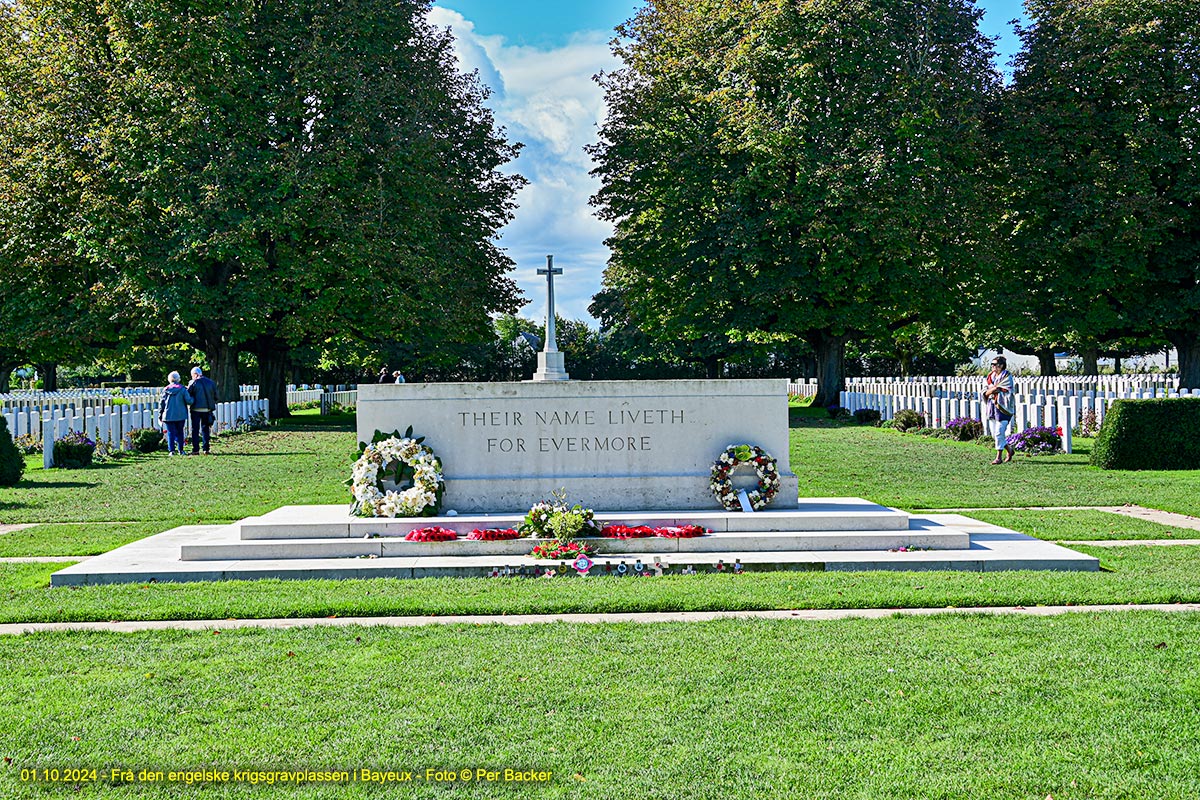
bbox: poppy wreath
[709,443,781,511]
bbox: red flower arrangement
[655,525,707,539]
[530,540,598,560]
[466,528,521,541]
[600,524,656,539]
[404,526,458,542]
[600,523,709,539]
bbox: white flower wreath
[350,435,444,517]
[709,443,781,511]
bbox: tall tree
[591,0,1001,404]
[1003,0,1200,387]
[1,0,523,412]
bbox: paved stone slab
[0,524,37,535]
[1097,505,1200,533]
[241,499,912,540]
[47,518,1097,585]
[3,603,1197,636]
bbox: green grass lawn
[967,509,1196,541]
[0,418,353,525]
[789,412,1200,516]
[3,405,1200,798]
[3,612,1199,799]
[4,544,1199,624]
[0,522,180,558]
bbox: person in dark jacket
[377,367,390,383]
[188,366,219,455]
[159,371,193,456]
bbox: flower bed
[53,431,96,469]
[1007,426,1062,455]
[531,540,597,560]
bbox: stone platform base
[49,501,1098,585]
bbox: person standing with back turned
[159,371,193,456]
[188,366,219,455]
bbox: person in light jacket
[982,356,1016,464]
[187,366,219,455]
[158,371,193,456]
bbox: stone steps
[235,499,913,540]
[182,524,968,561]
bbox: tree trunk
[39,362,58,391]
[1080,347,1100,376]
[1036,350,1058,377]
[809,331,847,407]
[1112,355,1122,375]
[196,321,241,402]
[1168,331,1200,391]
[204,340,241,402]
[703,355,721,379]
[255,340,291,419]
[0,361,15,393]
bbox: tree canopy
[0,0,524,409]
[591,0,1002,403]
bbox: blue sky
[430,0,1029,323]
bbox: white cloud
[428,7,619,323]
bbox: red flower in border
[405,526,458,542]
[466,528,520,541]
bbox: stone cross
[536,255,562,353]
[531,255,570,381]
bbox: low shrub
[0,416,24,486]
[12,432,42,455]
[892,409,925,432]
[825,405,844,419]
[1090,398,1200,470]
[853,409,882,425]
[289,399,322,411]
[946,417,984,442]
[1006,426,1062,456]
[53,430,96,469]
[126,427,167,453]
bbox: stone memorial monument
[356,254,799,512]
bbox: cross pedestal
[532,254,570,382]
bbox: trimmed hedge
[1090,398,1200,470]
[0,415,24,486]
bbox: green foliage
[1091,398,1200,471]
[0,415,24,485]
[892,409,926,432]
[126,427,166,454]
[1003,0,1200,387]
